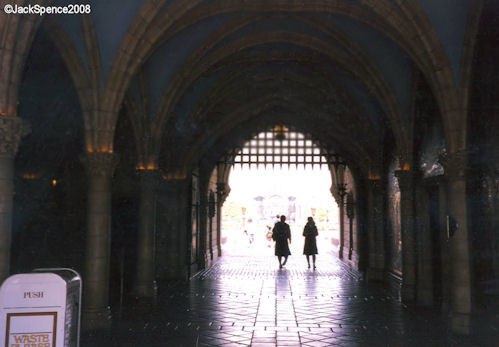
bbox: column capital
[336,183,347,199]
[0,116,30,158]
[216,182,225,195]
[216,182,230,205]
[81,152,118,177]
[439,150,468,179]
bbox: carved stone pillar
[440,151,472,333]
[437,176,450,312]
[337,184,347,259]
[81,152,118,329]
[414,173,433,306]
[208,190,215,261]
[0,116,29,282]
[197,187,207,269]
[156,178,189,280]
[367,179,384,280]
[487,164,499,281]
[367,182,376,277]
[133,169,159,298]
[346,193,355,260]
[395,170,416,303]
[216,182,228,257]
[423,175,450,311]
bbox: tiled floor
[83,252,499,346]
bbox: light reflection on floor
[83,253,499,346]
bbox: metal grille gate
[220,126,335,168]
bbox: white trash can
[0,268,81,347]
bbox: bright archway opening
[221,128,340,257]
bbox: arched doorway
[216,126,352,262]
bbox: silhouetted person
[272,215,291,268]
[303,216,318,269]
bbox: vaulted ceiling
[17,0,482,176]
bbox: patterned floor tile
[82,253,499,346]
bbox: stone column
[133,169,158,298]
[216,183,227,257]
[346,194,355,260]
[197,191,207,269]
[367,179,384,280]
[441,151,472,333]
[0,116,29,282]
[367,181,376,278]
[337,185,347,259]
[208,191,215,261]
[487,164,499,281]
[437,176,450,312]
[395,170,416,302]
[415,174,433,306]
[156,179,189,280]
[425,175,450,311]
[81,152,118,330]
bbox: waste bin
[0,268,81,347]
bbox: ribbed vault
[151,27,406,170]
[1,0,482,162]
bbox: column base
[450,311,471,335]
[82,306,112,331]
[338,246,344,259]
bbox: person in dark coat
[303,217,318,269]
[272,215,291,268]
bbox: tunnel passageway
[83,253,498,346]
[2,0,499,339]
